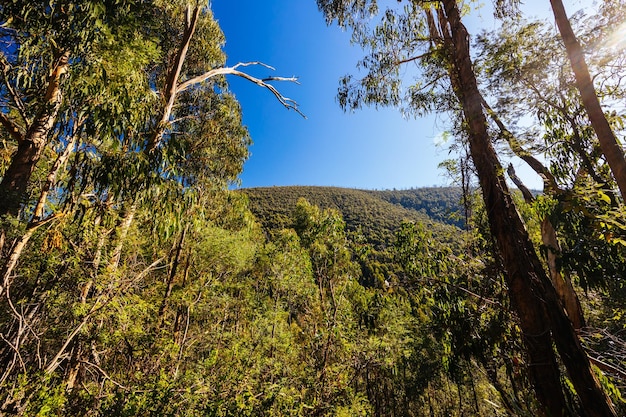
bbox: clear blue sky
[210,0,585,190]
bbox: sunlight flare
[604,19,626,49]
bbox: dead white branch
[177,61,305,118]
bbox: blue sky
[210,1,576,190]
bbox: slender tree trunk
[107,203,136,271]
[0,51,69,217]
[550,0,626,198]
[0,134,76,297]
[437,1,616,415]
[432,4,563,412]
[540,217,585,330]
[145,6,201,153]
[158,224,188,325]
[507,164,585,330]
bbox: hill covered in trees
[1,1,625,416]
[241,186,463,247]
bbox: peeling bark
[540,217,585,330]
[0,51,70,217]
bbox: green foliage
[2,1,625,416]
[242,185,461,249]
[373,187,465,228]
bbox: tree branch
[480,94,560,193]
[177,62,305,118]
[0,52,29,126]
[145,5,201,154]
[82,360,130,390]
[393,51,433,66]
[507,164,535,203]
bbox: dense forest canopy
[242,186,463,247]
[0,0,625,416]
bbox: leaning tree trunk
[437,1,616,415]
[507,164,585,330]
[540,217,585,330]
[484,97,586,330]
[550,0,626,198]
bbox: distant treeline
[240,186,463,248]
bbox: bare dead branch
[262,76,300,84]
[0,332,25,381]
[82,360,130,391]
[507,164,535,203]
[177,62,305,118]
[44,319,88,374]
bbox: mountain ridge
[239,185,464,248]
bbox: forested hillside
[242,186,462,247]
[370,187,465,228]
[0,1,625,417]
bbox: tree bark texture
[0,51,69,217]
[438,1,616,415]
[550,0,626,198]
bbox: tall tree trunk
[431,4,563,411]
[550,0,626,198]
[0,51,69,217]
[145,5,201,154]
[507,164,585,330]
[437,1,616,415]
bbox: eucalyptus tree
[0,1,301,412]
[0,0,160,218]
[0,0,300,310]
[549,0,626,197]
[0,0,300,245]
[316,0,617,415]
[475,12,626,336]
[292,198,364,412]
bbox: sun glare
[605,20,626,50]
